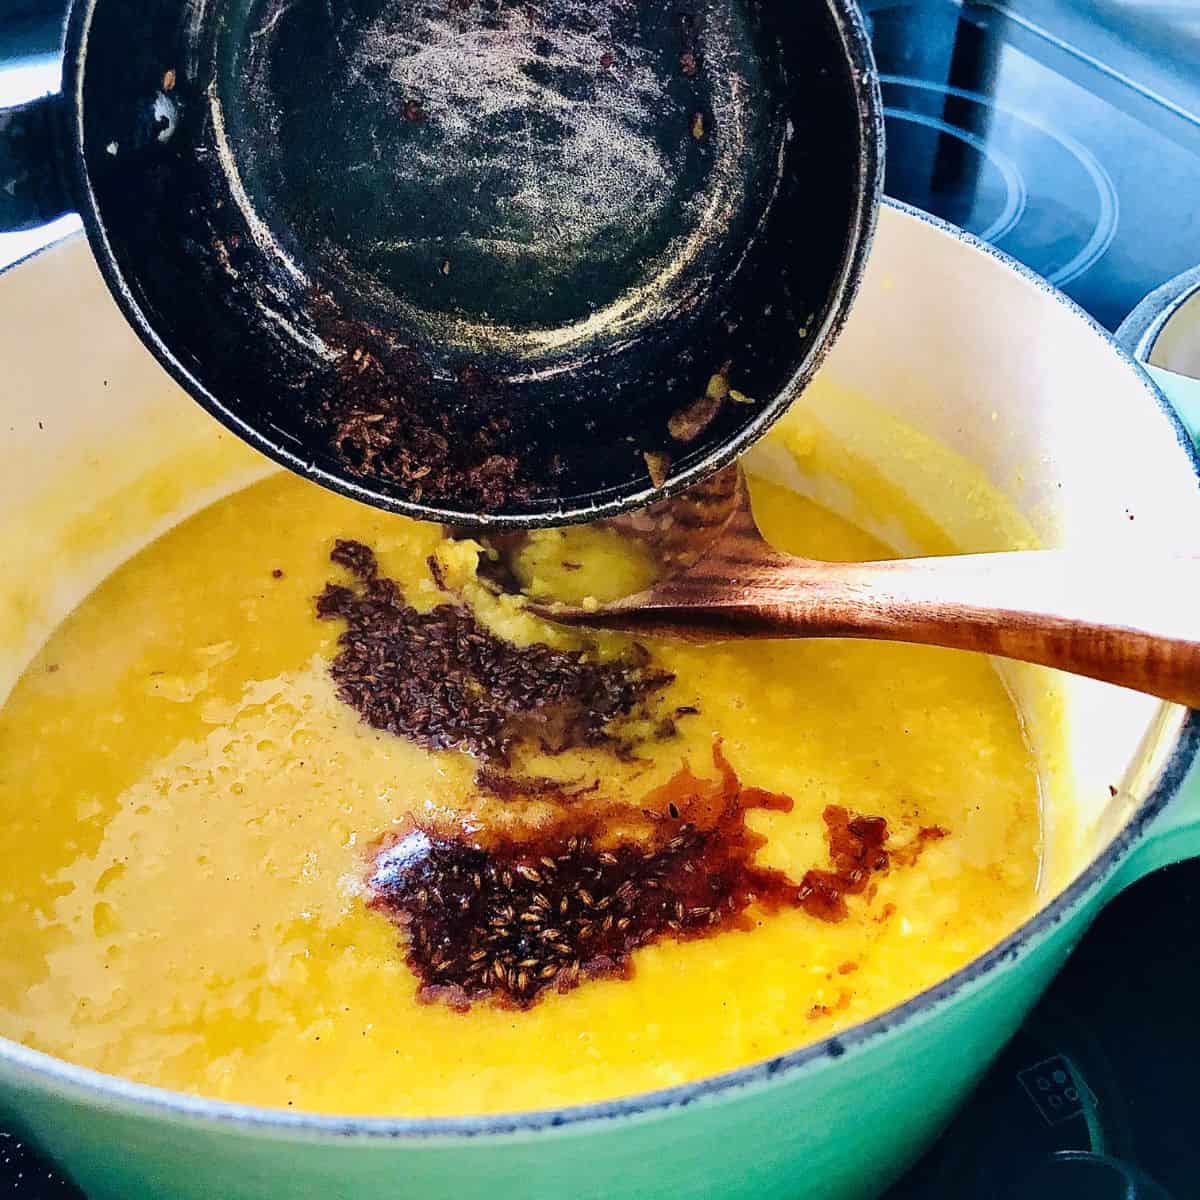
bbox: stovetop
[868,0,1200,331]
[2,2,1200,1197]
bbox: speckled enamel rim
[2,199,1199,1143]
[1115,263,1200,364]
[53,0,886,531]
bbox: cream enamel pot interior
[1,201,1199,1200]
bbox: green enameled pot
[1,202,1198,1199]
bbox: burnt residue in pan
[307,299,548,509]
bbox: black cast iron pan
[0,0,882,527]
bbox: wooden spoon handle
[593,550,1200,707]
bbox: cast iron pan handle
[0,91,71,232]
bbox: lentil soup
[0,439,1045,1116]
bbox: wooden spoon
[525,466,1200,707]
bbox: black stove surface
[3,2,1200,1197]
[868,0,1200,331]
[885,862,1197,1199]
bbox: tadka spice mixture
[315,538,948,1011]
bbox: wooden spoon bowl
[529,466,1200,708]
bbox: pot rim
[56,0,885,530]
[1,199,1198,1142]
[1115,262,1200,366]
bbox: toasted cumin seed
[318,542,675,764]
[369,756,896,1010]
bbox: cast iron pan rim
[60,0,885,529]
